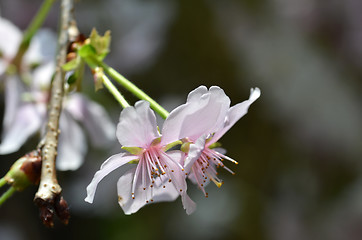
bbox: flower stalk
[101,71,130,108]
[90,56,169,119]
[0,177,6,188]
[0,187,16,206]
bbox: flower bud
[4,150,42,191]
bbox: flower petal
[31,62,55,90]
[117,165,181,215]
[0,104,42,154]
[24,29,57,65]
[117,100,160,148]
[117,166,147,214]
[184,134,207,173]
[152,174,180,202]
[56,113,87,171]
[3,76,24,130]
[181,192,197,215]
[0,17,22,75]
[186,85,208,102]
[210,87,261,144]
[162,86,230,144]
[162,150,196,214]
[85,153,137,203]
[65,94,116,148]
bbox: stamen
[131,159,142,199]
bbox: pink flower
[85,101,196,215]
[166,86,260,196]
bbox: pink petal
[210,87,261,144]
[65,94,116,148]
[0,104,42,154]
[56,113,87,171]
[184,134,207,173]
[117,101,160,148]
[85,153,137,203]
[162,86,230,144]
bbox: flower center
[131,145,185,204]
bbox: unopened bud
[54,195,70,225]
[4,150,42,191]
[93,67,104,91]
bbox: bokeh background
[1,0,362,239]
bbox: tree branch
[34,0,74,227]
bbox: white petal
[0,104,42,154]
[117,165,181,215]
[3,76,24,130]
[65,94,116,148]
[162,86,230,144]
[210,87,261,144]
[181,192,197,215]
[184,134,207,173]
[186,85,208,102]
[117,166,146,214]
[56,113,87,171]
[31,62,55,90]
[24,29,57,65]
[162,151,196,214]
[85,153,136,203]
[152,175,180,202]
[117,101,160,148]
[0,17,21,74]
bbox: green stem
[0,177,7,188]
[102,74,130,109]
[0,187,16,206]
[92,58,169,119]
[12,0,55,68]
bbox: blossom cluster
[85,86,260,214]
[0,17,115,170]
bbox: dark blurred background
[1,0,362,239]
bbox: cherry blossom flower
[0,17,115,170]
[165,86,261,196]
[85,100,196,215]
